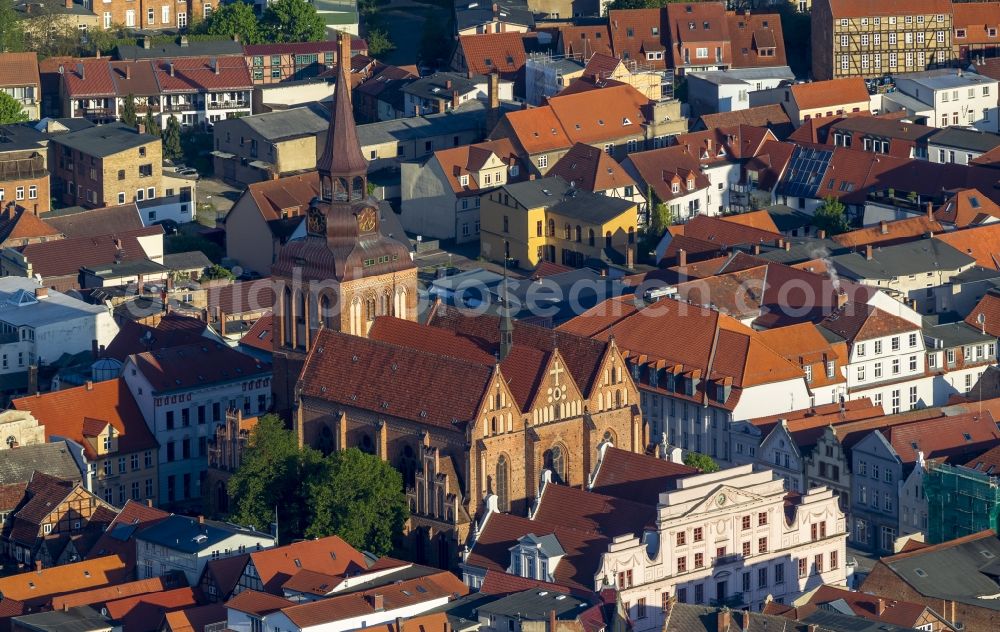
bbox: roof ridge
[883,529,997,563]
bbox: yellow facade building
[480,176,638,269]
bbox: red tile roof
[45,203,144,239]
[128,342,270,393]
[161,603,227,632]
[609,9,668,69]
[590,447,697,504]
[582,53,622,80]
[664,3,732,67]
[458,32,527,75]
[0,52,40,88]
[559,26,613,58]
[885,411,1000,464]
[243,172,319,222]
[965,290,1000,336]
[103,313,212,362]
[791,77,870,111]
[62,59,117,97]
[206,279,276,316]
[952,2,1000,45]
[727,11,787,69]
[239,312,273,354]
[51,577,169,611]
[104,587,200,630]
[248,535,366,594]
[432,138,522,196]
[201,553,249,601]
[13,379,157,461]
[225,589,295,617]
[934,188,1000,228]
[0,482,28,513]
[547,143,637,193]
[87,499,170,571]
[700,104,792,134]
[0,555,128,607]
[17,226,163,279]
[826,0,951,18]
[626,145,710,203]
[152,56,253,93]
[832,215,943,248]
[935,223,1000,270]
[0,209,63,246]
[819,302,920,343]
[966,442,1000,474]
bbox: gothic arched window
[496,455,509,512]
[588,229,595,246]
[575,225,582,242]
[544,445,566,484]
[605,231,613,249]
[564,223,571,239]
[352,176,366,200]
[320,294,333,328]
[282,286,293,346]
[366,296,376,322]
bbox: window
[636,598,646,619]
[27,186,36,199]
[815,554,824,574]
[775,563,784,585]
[676,531,686,546]
[694,552,704,568]
[147,7,154,23]
[677,556,686,573]
[909,356,917,371]
[15,187,23,200]
[537,155,547,168]
[758,567,767,588]
[758,537,768,554]
[830,550,838,569]
[758,512,767,526]
[840,35,848,47]
[144,451,152,468]
[742,515,751,530]
[857,343,866,357]
[874,363,882,379]
[742,541,750,557]
[162,5,169,23]
[693,527,703,542]
[892,358,900,375]
[798,558,807,578]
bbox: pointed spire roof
[317,35,368,178]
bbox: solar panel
[779,146,834,199]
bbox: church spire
[317,32,368,193]
[499,257,513,361]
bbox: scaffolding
[924,462,1000,544]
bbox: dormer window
[671,181,680,194]
[460,174,469,186]
[687,178,695,189]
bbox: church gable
[588,342,634,412]
[527,350,585,426]
[475,367,522,439]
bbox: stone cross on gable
[550,360,564,386]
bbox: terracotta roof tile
[0,555,128,607]
[952,2,1000,45]
[458,32,527,75]
[152,56,252,93]
[161,603,227,632]
[886,411,1000,464]
[934,188,1000,228]
[790,77,869,111]
[609,9,668,69]
[103,313,211,362]
[0,52,40,88]
[819,302,920,342]
[547,143,637,193]
[832,216,943,248]
[104,586,200,630]
[719,209,781,233]
[627,145,711,203]
[0,209,62,246]
[248,535,366,594]
[242,172,319,223]
[0,481,28,512]
[700,104,792,135]
[13,379,157,461]
[45,204,144,239]
[432,138,522,196]
[934,223,1000,270]
[965,442,1000,474]
[728,11,787,69]
[965,290,1000,336]
[201,553,249,601]
[129,342,269,394]
[559,26,613,58]
[51,577,169,611]
[206,279,276,316]
[590,447,697,504]
[582,53,622,80]
[826,0,951,18]
[239,312,273,354]
[17,226,163,280]
[62,59,117,98]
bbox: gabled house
[0,53,41,121]
[547,142,645,211]
[0,554,129,622]
[622,145,711,226]
[401,138,523,243]
[751,77,871,126]
[452,32,528,96]
[934,188,1000,228]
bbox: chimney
[92,338,99,359]
[445,79,452,90]
[776,237,785,249]
[213,58,220,75]
[142,35,151,50]
[549,609,557,632]
[169,62,175,77]
[369,594,385,611]
[784,241,791,252]
[27,364,37,396]
[926,201,934,219]
[879,220,888,235]
[818,229,826,239]
[452,90,460,110]
[180,35,189,47]
[437,98,448,114]
[877,598,886,615]
[836,290,848,309]
[197,515,205,524]
[125,64,131,80]
[340,32,352,71]
[76,63,85,80]
[137,122,145,135]
[63,0,71,9]
[752,243,761,255]
[146,498,153,507]
[34,287,47,299]
[626,244,635,268]
[678,248,687,267]
[529,173,536,181]
[865,244,873,260]
[487,72,501,132]
[85,380,93,391]
[35,560,42,572]
[717,608,731,632]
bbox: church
[271,35,644,570]
[294,306,644,569]
[270,33,418,413]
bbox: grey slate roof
[520,532,566,558]
[0,442,83,485]
[503,176,635,223]
[238,103,330,142]
[798,607,922,632]
[663,603,875,631]
[928,127,1000,153]
[455,0,534,32]
[116,38,244,60]
[357,100,518,147]
[476,589,589,620]
[924,320,995,348]
[136,514,271,553]
[163,251,213,272]
[879,533,1000,611]
[402,72,478,102]
[0,278,106,327]
[48,123,158,158]
[11,605,111,632]
[830,238,975,280]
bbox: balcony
[80,108,115,122]
[207,100,250,110]
[711,553,743,566]
[162,101,195,113]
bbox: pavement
[195,177,242,223]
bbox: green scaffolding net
[924,462,1000,544]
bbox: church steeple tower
[316,33,368,203]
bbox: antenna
[978,312,986,335]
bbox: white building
[524,56,585,106]
[136,514,274,585]
[892,69,999,132]
[686,67,795,117]
[0,278,117,370]
[926,126,1000,164]
[122,342,271,506]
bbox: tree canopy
[366,27,395,58]
[227,416,408,554]
[0,0,26,53]
[199,0,263,45]
[0,92,28,124]
[263,0,326,43]
[813,196,850,235]
[683,452,721,473]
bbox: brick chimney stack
[865,244,873,260]
[678,248,687,267]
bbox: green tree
[202,263,236,280]
[305,448,408,556]
[142,110,160,137]
[162,115,183,161]
[683,452,721,473]
[366,27,394,58]
[0,0,26,53]
[263,0,325,43]
[121,94,138,127]
[604,0,655,12]
[813,195,850,235]
[200,0,262,44]
[227,415,324,542]
[0,92,27,124]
